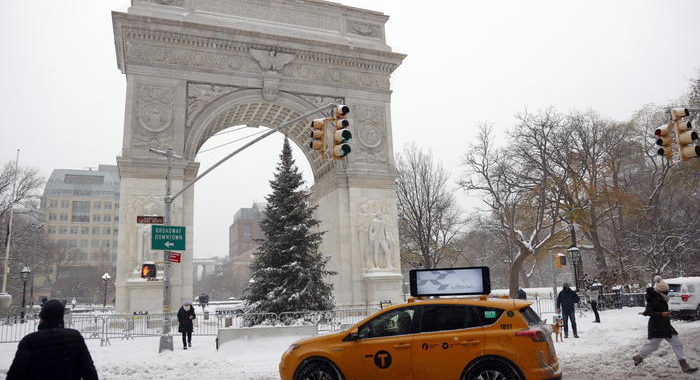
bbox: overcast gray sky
[2,0,699,258]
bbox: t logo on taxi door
[373,350,392,369]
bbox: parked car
[279,297,560,380]
[667,276,700,320]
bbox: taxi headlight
[284,343,300,356]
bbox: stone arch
[185,89,337,180]
[112,0,406,313]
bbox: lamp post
[20,266,31,323]
[101,272,111,311]
[566,247,581,291]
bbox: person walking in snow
[177,300,196,350]
[556,283,580,338]
[585,286,601,323]
[633,276,698,374]
[7,299,98,380]
[516,288,527,300]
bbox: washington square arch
[112,0,406,313]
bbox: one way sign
[151,225,186,251]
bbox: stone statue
[368,213,393,270]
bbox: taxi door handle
[460,340,480,346]
[393,343,411,349]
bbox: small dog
[549,316,563,342]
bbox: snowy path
[1,307,698,379]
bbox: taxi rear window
[520,306,542,327]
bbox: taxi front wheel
[294,358,342,380]
[462,357,522,380]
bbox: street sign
[168,251,181,263]
[137,215,164,224]
[151,225,186,251]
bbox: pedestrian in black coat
[7,299,98,380]
[177,300,196,349]
[556,283,580,338]
[633,277,697,373]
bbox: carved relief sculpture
[249,49,295,101]
[132,85,175,151]
[357,200,396,271]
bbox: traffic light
[141,263,156,279]
[331,105,351,159]
[654,122,673,159]
[554,253,567,269]
[309,118,326,154]
[671,108,700,160]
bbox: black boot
[680,359,698,373]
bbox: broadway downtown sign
[151,225,186,251]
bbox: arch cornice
[184,88,336,178]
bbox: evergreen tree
[243,138,335,314]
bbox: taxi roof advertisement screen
[409,267,491,297]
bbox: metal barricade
[0,313,38,343]
[0,307,381,344]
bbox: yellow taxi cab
[279,296,561,380]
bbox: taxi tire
[294,358,343,380]
[462,357,522,380]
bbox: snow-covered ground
[1,307,698,379]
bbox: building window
[92,227,100,235]
[60,213,68,221]
[49,200,58,208]
[48,213,57,221]
[103,227,111,235]
[91,252,98,261]
[59,226,68,234]
[243,224,253,239]
[103,240,110,248]
[71,201,91,223]
[80,240,89,248]
[60,201,70,208]
[92,214,101,222]
[104,214,112,222]
[81,227,89,235]
[47,239,55,245]
[104,202,112,209]
[70,226,79,235]
[80,252,87,261]
[69,239,78,248]
[93,202,102,209]
[91,240,100,248]
[47,226,56,234]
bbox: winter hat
[183,300,191,305]
[654,279,669,293]
[39,299,65,328]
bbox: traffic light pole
[149,147,183,353]
[148,102,333,353]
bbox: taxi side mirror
[343,328,360,342]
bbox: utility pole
[149,147,183,353]
[1,149,20,297]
